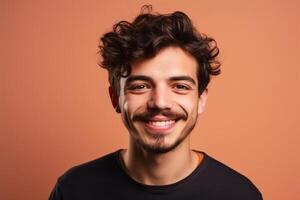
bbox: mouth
[142,118,178,134]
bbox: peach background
[1,0,299,199]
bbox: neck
[120,137,201,185]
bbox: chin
[137,134,186,154]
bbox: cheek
[123,95,148,114]
[176,96,198,112]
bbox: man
[49,5,262,200]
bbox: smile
[143,119,177,133]
[147,120,175,127]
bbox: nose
[147,86,172,110]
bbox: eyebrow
[169,76,196,85]
[125,75,196,86]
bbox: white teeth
[148,120,175,127]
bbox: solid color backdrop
[0,0,299,199]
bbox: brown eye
[132,84,147,90]
[127,83,151,92]
[174,84,190,90]
[133,85,144,90]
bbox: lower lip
[143,121,176,134]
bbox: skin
[109,46,207,185]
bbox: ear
[198,89,208,114]
[109,86,121,113]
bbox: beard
[134,128,190,154]
[124,106,198,154]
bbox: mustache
[132,109,188,122]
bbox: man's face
[116,46,207,154]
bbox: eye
[172,83,193,94]
[126,83,151,93]
[173,84,191,90]
[132,85,147,90]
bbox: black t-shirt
[49,150,262,200]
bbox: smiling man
[49,5,262,200]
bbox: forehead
[128,46,198,81]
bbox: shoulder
[199,152,263,199]
[49,150,123,199]
[57,150,121,187]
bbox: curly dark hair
[99,5,221,96]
